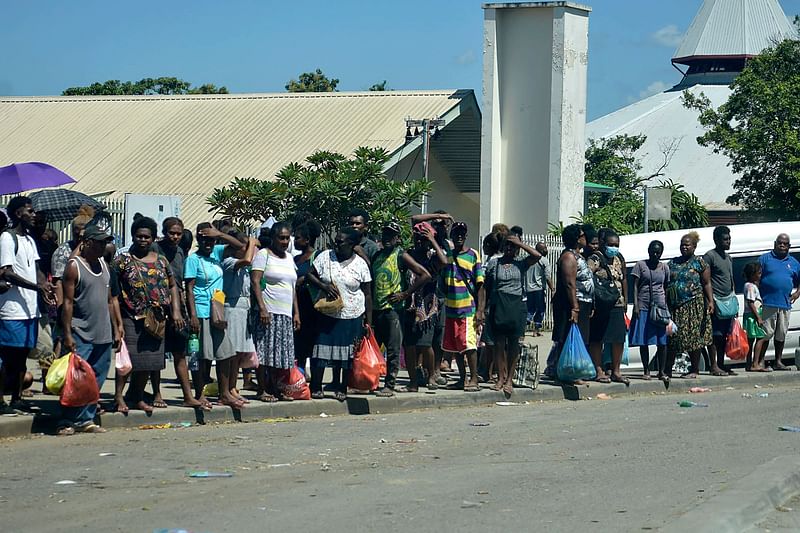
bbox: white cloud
[639,80,669,99]
[651,24,683,47]
[456,49,476,65]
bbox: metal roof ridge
[0,89,466,103]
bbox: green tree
[582,134,708,234]
[369,80,388,91]
[206,147,432,241]
[285,69,339,93]
[62,77,228,96]
[683,39,800,219]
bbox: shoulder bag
[714,292,739,319]
[592,254,620,312]
[313,252,344,314]
[647,263,671,326]
[200,258,227,330]
[490,261,525,334]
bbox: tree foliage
[206,147,433,241]
[582,134,708,235]
[683,39,800,219]
[62,77,228,96]
[285,69,339,92]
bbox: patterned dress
[666,255,712,354]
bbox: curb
[662,455,800,533]
[3,371,800,439]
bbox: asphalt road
[3,384,800,533]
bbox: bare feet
[114,398,129,414]
[503,383,513,396]
[680,372,698,379]
[219,395,245,409]
[136,400,154,413]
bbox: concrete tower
[480,1,591,236]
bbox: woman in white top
[250,222,300,402]
[306,227,372,401]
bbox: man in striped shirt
[441,222,485,392]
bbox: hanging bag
[725,319,749,361]
[592,255,620,312]
[349,325,386,391]
[714,293,740,319]
[200,258,227,330]
[115,341,133,376]
[489,261,525,334]
[60,353,100,407]
[134,259,166,339]
[557,323,596,382]
[313,252,345,315]
[647,263,671,326]
[45,352,72,394]
[276,366,311,400]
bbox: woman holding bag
[628,240,671,382]
[112,217,183,413]
[250,222,301,402]
[306,228,372,401]
[184,223,245,409]
[477,233,541,396]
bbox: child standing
[743,262,769,372]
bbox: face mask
[605,246,620,258]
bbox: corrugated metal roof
[673,0,796,64]
[0,90,472,232]
[586,85,738,210]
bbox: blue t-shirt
[759,251,800,310]
[184,245,225,319]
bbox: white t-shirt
[0,231,40,320]
[251,249,297,317]
[312,251,371,320]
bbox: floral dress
[666,255,712,354]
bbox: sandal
[610,374,630,386]
[57,426,75,436]
[594,375,611,384]
[334,391,347,402]
[255,393,278,403]
[396,386,417,393]
[278,393,294,402]
[152,399,168,409]
[311,391,324,400]
[375,387,396,397]
[464,384,480,393]
[75,423,107,434]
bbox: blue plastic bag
[602,336,630,367]
[557,324,596,382]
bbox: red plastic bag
[60,353,100,407]
[276,366,311,400]
[726,319,749,361]
[349,326,386,391]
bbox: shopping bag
[602,336,630,366]
[557,324,596,382]
[276,366,311,400]
[349,325,386,391]
[211,289,227,330]
[115,341,132,376]
[59,353,100,407]
[725,319,749,361]
[45,353,71,394]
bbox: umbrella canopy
[0,162,76,195]
[29,189,105,223]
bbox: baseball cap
[382,222,402,235]
[82,224,113,242]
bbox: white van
[618,221,800,369]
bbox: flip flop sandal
[57,426,75,436]
[464,385,481,393]
[256,393,278,403]
[75,423,107,434]
[311,391,325,400]
[375,388,396,397]
[611,375,630,386]
[334,392,347,402]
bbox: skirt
[122,316,165,372]
[225,299,255,354]
[255,314,295,369]
[403,309,436,347]
[294,289,319,358]
[668,297,712,354]
[743,313,766,339]
[552,300,592,346]
[313,315,362,365]
[628,309,668,347]
[589,306,627,344]
[199,318,235,361]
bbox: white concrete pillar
[480,1,591,237]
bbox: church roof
[673,0,796,65]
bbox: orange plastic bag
[59,353,100,407]
[725,319,749,361]
[349,326,386,391]
[276,366,311,400]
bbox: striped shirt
[252,249,297,317]
[443,247,484,318]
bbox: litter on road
[779,426,800,432]
[187,471,234,478]
[689,387,711,393]
[54,480,76,485]
[678,401,709,408]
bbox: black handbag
[593,256,620,312]
[489,262,525,333]
[646,263,671,326]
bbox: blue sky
[2,0,799,120]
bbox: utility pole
[405,116,445,214]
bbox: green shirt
[372,247,404,311]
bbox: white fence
[520,233,562,331]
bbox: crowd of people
[545,223,800,385]
[0,194,798,435]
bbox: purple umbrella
[0,162,76,195]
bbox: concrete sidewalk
[3,332,800,439]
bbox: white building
[586,0,797,223]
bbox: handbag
[489,261,525,333]
[593,256,620,312]
[313,253,344,314]
[134,258,167,339]
[200,258,227,330]
[646,263,671,326]
[714,292,739,319]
